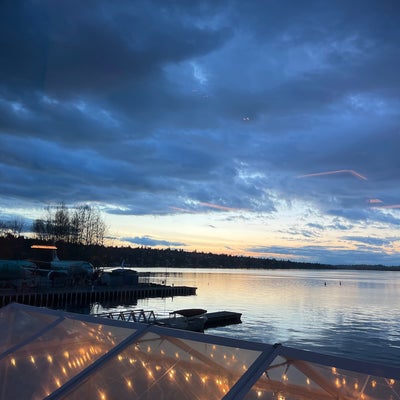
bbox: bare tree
[9,218,24,236]
[53,203,70,241]
[32,219,48,240]
[72,205,105,245]
[33,203,106,245]
[0,218,24,237]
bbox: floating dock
[0,284,197,308]
[204,311,242,329]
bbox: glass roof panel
[0,314,135,400]
[244,354,400,400]
[61,330,262,400]
[0,303,60,352]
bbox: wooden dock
[0,284,197,308]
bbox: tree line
[0,219,24,237]
[0,236,398,271]
[32,203,106,246]
[0,203,106,246]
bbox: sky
[1,0,400,265]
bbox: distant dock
[0,284,197,308]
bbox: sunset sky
[1,1,400,265]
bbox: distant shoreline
[132,265,400,272]
[1,236,400,271]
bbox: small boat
[161,308,208,332]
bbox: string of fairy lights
[1,318,398,400]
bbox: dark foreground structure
[1,303,399,400]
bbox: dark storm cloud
[0,1,231,95]
[1,0,400,263]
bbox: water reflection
[94,268,400,367]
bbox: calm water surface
[92,268,400,367]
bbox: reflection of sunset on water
[116,268,400,367]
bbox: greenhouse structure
[0,303,399,399]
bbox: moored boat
[160,308,208,331]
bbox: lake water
[91,268,400,368]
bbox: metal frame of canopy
[1,303,399,400]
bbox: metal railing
[93,309,157,324]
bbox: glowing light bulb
[10,358,16,367]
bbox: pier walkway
[0,284,197,308]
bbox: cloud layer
[1,0,400,264]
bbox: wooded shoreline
[1,236,399,271]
